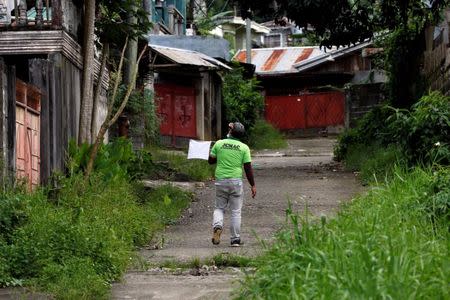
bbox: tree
[80,0,152,177]
[79,0,152,145]
[85,40,148,178]
[79,0,96,144]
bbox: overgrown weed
[0,173,192,298]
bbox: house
[234,42,386,135]
[152,0,187,35]
[261,18,302,48]
[210,16,270,51]
[0,0,108,187]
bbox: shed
[149,45,230,146]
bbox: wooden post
[18,0,27,26]
[35,0,43,27]
[51,0,62,28]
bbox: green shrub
[68,138,161,181]
[248,119,287,150]
[388,91,450,165]
[336,91,450,167]
[237,167,450,299]
[37,258,109,300]
[223,64,264,133]
[334,106,393,161]
[419,168,450,226]
[149,149,215,181]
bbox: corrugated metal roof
[233,41,373,75]
[233,47,325,74]
[150,45,231,70]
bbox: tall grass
[236,167,450,299]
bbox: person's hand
[251,186,256,198]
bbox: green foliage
[0,175,192,298]
[336,91,450,168]
[388,91,450,165]
[118,86,160,144]
[248,119,287,150]
[194,11,232,36]
[141,184,192,226]
[222,65,264,133]
[96,0,152,45]
[68,138,160,181]
[334,106,393,161]
[383,27,426,107]
[237,167,450,299]
[420,168,450,226]
[344,143,404,184]
[149,148,215,181]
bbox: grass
[344,143,404,184]
[248,119,287,150]
[149,147,215,181]
[236,166,450,299]
[0,173,192,299]
[153,253,255,270]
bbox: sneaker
[230,239,244,247]
[212,227,222,245]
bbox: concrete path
[111,138,363,300]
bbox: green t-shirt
[210,138,251,180]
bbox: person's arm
[244,162,256,198]
[208,155,217,165]
[209,142,217,165]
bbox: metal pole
[246,12,251,64]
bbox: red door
[15,79,41,189]
[265,92,344,130]
[155,84,196,139]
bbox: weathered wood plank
[0,57,5,180]
[29,58,50,184]
[6,65,15,175]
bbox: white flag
[187,140,212,160]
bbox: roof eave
[293,40,373,72]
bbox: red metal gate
[15,79,41,189]
[265,92,345,130]
[155,84,196,140]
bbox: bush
[222,64,264,133]
[334,106,393,161]
[237,167,450,299]
[248,119,287,150]
[335,91,450,167]
[68,138,161,181]
[388,91,450,165]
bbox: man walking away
[208,122,256,247]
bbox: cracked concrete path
[111,138,363,300]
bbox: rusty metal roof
[233,47,326,75]
[233,41,372,75]
[150,45,231,70]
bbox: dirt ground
[111,138,363,300]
